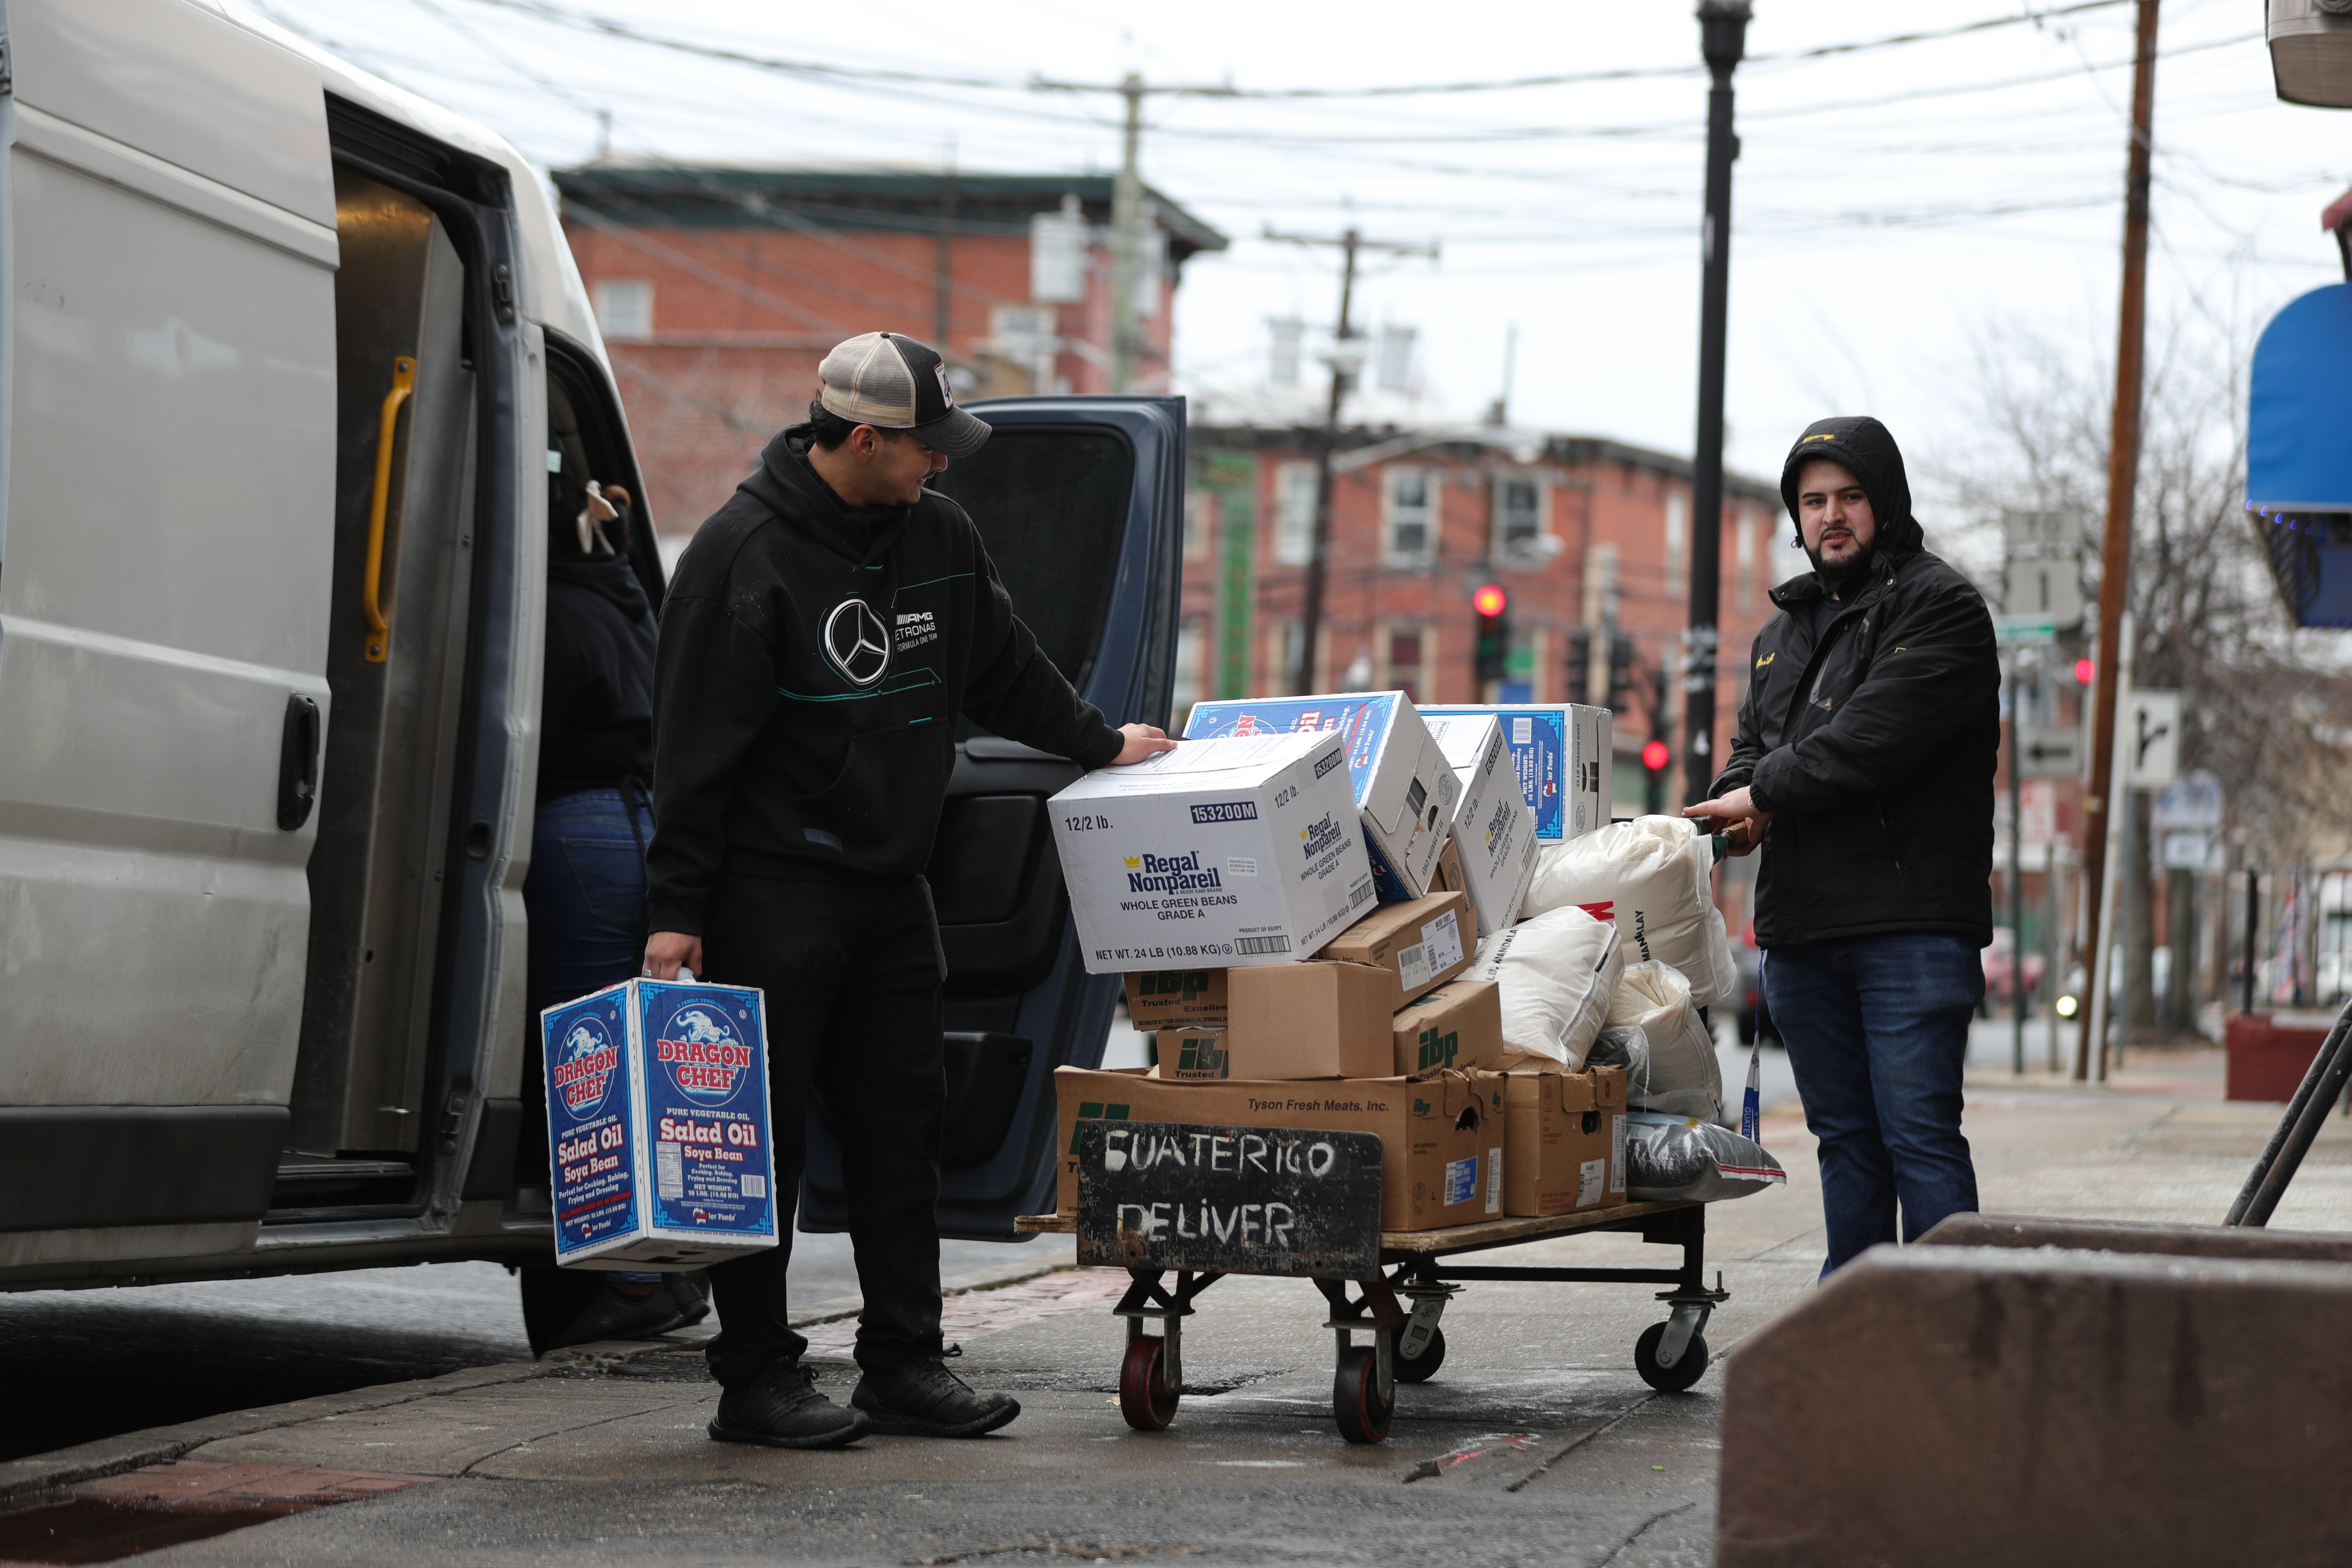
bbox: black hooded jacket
[1708,416,1999,949]
[539,549,656,802]
[644,424,1124,937]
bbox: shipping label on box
[1225,961,1397,1080]
[1183,692,1460,902]
[542,978,779,1270]
[1392,979,1506,1076]
[1052,732,1375,975]
[1424,714,1540,936]
[1153,1028,1232,1080]
[1054,1065,1504,1230]
[1421,704,1612,841]
[1318,891,1473,1013]
[1126,968,1228,1029]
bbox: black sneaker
[669,1271,712,1329]
[541,1279,691,1352]
[851,1351,1020,1438]
[708,1361,871,1449]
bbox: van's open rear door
[800,395,1184,1240]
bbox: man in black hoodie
[641,332,1173,1449]
[1685,416,1998,1276]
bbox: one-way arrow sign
[2017,724,2085,779]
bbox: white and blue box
[1181,692,1460,902]
[1421,713,1540,937]
[1420,703,1611,842]
[542,977,779,1270]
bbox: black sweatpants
[698,871,947,1386]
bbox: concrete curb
[0,1244,1081,1507]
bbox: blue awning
[2249,282,2352,627]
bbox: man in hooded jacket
[1685,416,1998,1275]
[640,331,1174,1449]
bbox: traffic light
[1565,628,1592,705]
[1606,631,1635,714]
[1473,583,1510,692]
[1645,665,1672,813]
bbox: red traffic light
[1471,583,1508,617]
[2074,658,2095,685]
[1642,739,1670,771]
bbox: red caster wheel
[1332,1344,1393,1444]
[1119,1333,1178,1431]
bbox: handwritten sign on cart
[1075,1121,1384,1277]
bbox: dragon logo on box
[551,1011,622,1116]
[654,1000,755,1106]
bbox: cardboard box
[1182,692,1461,902]
[1430,834,1467,904]
[541,978,779,1270]
[1126,969,1228,1029]
[1422,714,1540,937]
[1225,961,1396,1079]
[1503,1063,1629,1217]
[1420,703,1612,841]
[1317,891,1473,1013]
[1050,731,1375,975]
[1152,1028,1231,1080]
[1392,979,1506,1077]
[1054,1065,1506,1231]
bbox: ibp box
[1051,731,1375,976]
[1422,714,1540,936]
[1421,704,1611,841]
[542,978,779,1270]
[1182,692,1460,901]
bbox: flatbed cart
[1017,1121,1728,1446]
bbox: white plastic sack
[1624,1111,1786,1203]
[1521,816,1738,1006]
[1464,904,1624,1069]
[1606,961,1727,1126]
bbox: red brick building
[554,164,1227,543]
[1178,423,1789,817]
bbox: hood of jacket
[1778,415,1924,563]
[548,548,652,622]
[739,423,919,569]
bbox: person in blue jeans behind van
[519,426,707,1349]
[1685,416,1999,1276]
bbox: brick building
[554,164,1228,540]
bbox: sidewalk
[6,1062,2346,1567]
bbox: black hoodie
[1709,416,2000,949]
[644,425,1124,937]
[539,549,656,802]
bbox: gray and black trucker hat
[816,331,990,458]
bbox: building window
[1266,621,1305,694]
[592,279,653,342]
[1173,617,1207,723]
[1184,489,1214,564]
[1381,624,1431,703]
[1665,493,1688,596]
[1735,514,1758,612]
[1273,462,1316,566]
[1493,476,1545,559]
[1384,467,1434,566]
[1582,541,1620,629]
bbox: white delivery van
[0,0,1185,1344]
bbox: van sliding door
[799,396,1184,1240]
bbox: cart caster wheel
[1391,1323,1446,1384]
[1634,1320,1710,1393]
[1119,1334,1179,1431]
[1332,1345,1393,1444]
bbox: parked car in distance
[1734,934,1779,1048]
[1982,926,2047,1006]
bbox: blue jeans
[1763,933,1983,1275]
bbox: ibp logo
[551,1013,621,1117]
[1416,1026,1460,1072]
[655,1002,753,1106]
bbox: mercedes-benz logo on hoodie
[823,597,892,687]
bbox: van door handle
[279,692,321,830]
[362,356,417,664]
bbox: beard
[1805,536,1878,595]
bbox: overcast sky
[256,0,2344,508]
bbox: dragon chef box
[1051,731,1374,975]
[541,978,779,1270]
[1181,692,1460,902]
[1420,703,1611,842]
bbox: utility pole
[933,140,958,356]
[2075,0,2161,1081]
[1265,225,1440,694]
[1684,0,1752,808]
[1033,74,1235,393]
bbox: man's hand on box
[1682,786,1773,857]
[643,931,703,981]
[1113,723,1179,766]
